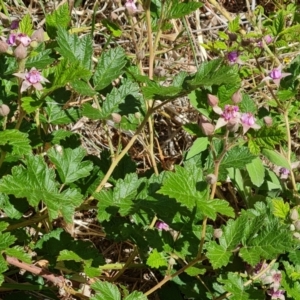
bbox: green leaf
[0,222,9,232]
[288,251,300,265]
[82,103,102,120]
[250,127,285,149]
[91,281,121,300]
[0,155,83,222]
[185,266,206,276]
[19,14,33,36]
[246,157,265,187]
[240,93,256,114]
[41,100,81,125]
[26,49,55,69]
[182,123,203,136]
[50,129,74,144]
[272,10,284,35]
[46,3,71,38]
[262,148,290,170]
[158,166,199,210]
[142,82,182,100]
[93,47,127,91]
[0,130,31,156]
[5,246,31,263]
[84,265,101,278]
[0,256,8,285]
[0,193,24,219]
[58,250,82,262]
[219,272,248,300]
[220,146,256,170]
[204,199,235,219]
[271,198,290,219]
[228,16,240,33]
[206,241,232,269]
[124,291,148,300]
[187,59,240,88]
[70,79,96,96]
[21,96,44,113]
[57,27,93,70]
[186,137,209,159]
[166,0,202,19]
[47,147,93,184]
[146,249,168,269]
[0,232,16,251]
[102,19,122,37]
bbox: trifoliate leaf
[47,147,93,184]
[0,130,31,156]
[146,249,168,269]
[91,281,121,300]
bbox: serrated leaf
[142,82,182,100]
[26,49,55,69]
[262,148,290,170]
[204,199,235,219]
[187,59,240,88]
[102,19,122,37]
[186,137,209,159]
[228,16,240,32]
[124,291,148,300]
[0,155,83,222]
[246,157,265,187]
[182,123,203,136]
[46,3,71,38]
[166,0,202,19]
[57,27,93,70]
[219,272,248,300]
[147,249,168,269]
[0,130,31,155]
[272,10,284,35]
[93,47,127,91]
[21,96,44,113]
[0,232,16,251]
[5,246,31,263]
[250,127,285,149]
[70,79,96,96]
[240,93,256,113]
[47,147,93,184]
[91,281,121,300]
[82,103,102,120]
[206,241,232,269]
[84,265,101,278]
[158,166,199,210]
[0,193,23,219]
[58,250,82,262]
[185,266,206,276]
[0,255,7,285]
[220,146,256,170]
[41,100,81,125]
[50,129,74,144]
[271,198,289,219]
[19,14,33,36]
[288,251,300,265]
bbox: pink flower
[214,105,240,131]
[7,33,31,47]
[227,51,238,64]
[267,289,285,300]
[156,221,169,231]
[240,112,261,134]
[263,66,291,87]
[261,270,282,291]
[14,67,49,93]
[125,0,138,14]
[258,35,273,47]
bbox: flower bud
[14,43,27,59]
[111,113,121,124]
[31,28,44,43]
[293,232,300,240]
[168,257,176,266]
[290,209,299,221]
[0,40,8,53]
[0,104,10,116]
[136,49,145,60]
[228,32,237,42]
[214,228,223,239]
[263,116,272,127]
[290,224,295,231]
[30,40,39,48]
[134,112,141,119]
[207,94,219,107]
[231,89,242,104]
[198,115,215,136]
[294,220,300,231]
[154,66,165,77]
[206,174,217,185]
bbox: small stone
[290,209,299,221]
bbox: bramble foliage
[0,1,300,299]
